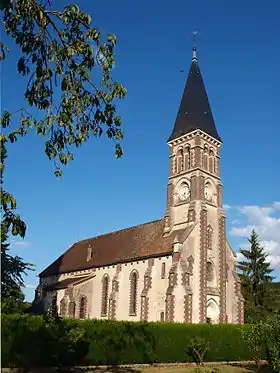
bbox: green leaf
[115,143,123,158]
[107,34,117,46]
[54,169,63,177]
[1,111,11,128]
[0,42,9,61]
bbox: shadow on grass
[227,363,273,373]
[85,367,141,373]
[51,367,141,373]
[14,367,142,373]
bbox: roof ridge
[39,217,173,277]
[77,218,164,244]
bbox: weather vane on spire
[179,30,200,72]
[191,30,200,46]
[191,30,200,60]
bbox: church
[34,47,244,324]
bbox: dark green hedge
[1,314,253,368]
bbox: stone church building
[35,47,244,324]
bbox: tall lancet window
[68,301,76,318]
[129,270,138,316]
[51,293,57,317]
[203,145,209,171]
[184,145,191,170]
[207,225,213,250]
[60,299,67,317]
[79,296,87,319]
[101,274,109,316]
[176,148,184,173]
[206,262,214,282]
[161,262,166,279]
[209,149,214,173]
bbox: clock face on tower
[178,183,190,201]
[204,182,213,201]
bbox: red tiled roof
[40,219,174,277]
[43,276,88,290]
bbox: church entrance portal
[206,299,219,324]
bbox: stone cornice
[167,130,222,148]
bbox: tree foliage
[187,336,209,366]
[241,322,267,369]
[1,0,127,171]
[0,0,127,306]
[1,227,33,303]
[238,230,275,322]
[1,132,33,306]
[242,319,280,372]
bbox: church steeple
[168,47,221,143]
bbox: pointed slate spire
[168,47,221,142]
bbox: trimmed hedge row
[1,314,254,368]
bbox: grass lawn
[3,363,272,373]
[88,363,271,373]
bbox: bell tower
[164,47,228,323]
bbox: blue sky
[2,0,280,301]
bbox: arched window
[160,311,165,322]
[207,225,213,250]
[51,294,57,317]
[79,296,87,319]
[206,262,214,282]
[185,273,190,286]
[174,157,178,175]
[203,145,208,171]
[68,301,76,318]
[217,157,220,175]
[161,262,166,279]
[60,299,67,317]
[129,271,138,315]
[209,149,214,173]
[101,275,109,316]
[184,146,191,170]
[177,148,184,173]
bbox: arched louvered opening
[209,149,214,173]
[184,145,191,170]
[176,148,184,173]
[203,145,208,171]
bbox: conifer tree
[238,230,274,320]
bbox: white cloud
[273,201,280,211]
[235,251,245,262]
[24,284,37,289]
[239,242,251,250]
[223,204,231,211]
[231,219,241,225]
[229,203,280,270]
[11,241,31,248]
